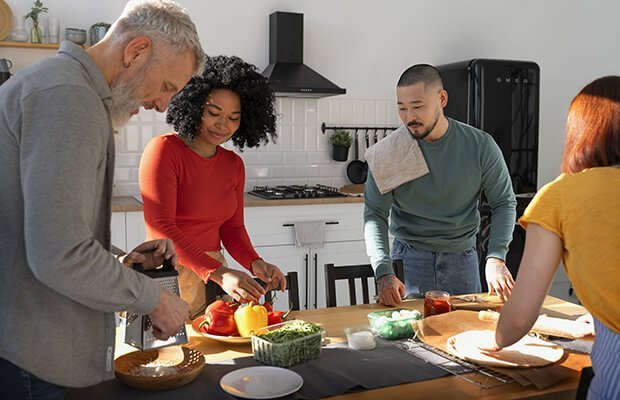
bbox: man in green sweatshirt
[364,64,517,306]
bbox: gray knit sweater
[0,42,160,387]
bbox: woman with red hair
[484,76,620,399]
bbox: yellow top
[519,167,620,333]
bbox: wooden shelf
[0,41,60,49]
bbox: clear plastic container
[251,320,324,367]
[367,309,422,340]
[344,325,376,350]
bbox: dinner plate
[191,315,251,344]
[220,366,303,399]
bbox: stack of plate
[0,0,13,42]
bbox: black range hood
[262,12,346,99]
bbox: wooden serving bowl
[114,346,204,391]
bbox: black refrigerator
[437,59,540,289]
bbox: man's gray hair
[109,0,205,74]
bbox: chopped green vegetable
[257,320,322,343]
[252,320,324,367]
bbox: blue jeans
[391,239,481,297]
[0,358,65,400]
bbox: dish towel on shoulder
[294,221,326,249]
[365,125,430,194]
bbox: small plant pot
[332,145,350,162]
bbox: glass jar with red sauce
[423,291,452,317]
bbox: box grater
[124,257,188,350]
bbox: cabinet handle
[313,253,318,309]
[282,221,339,227]
[304,254,309,310]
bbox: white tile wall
[113,97,401,196]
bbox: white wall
[4,0,620,195]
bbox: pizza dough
[446,330,564,368]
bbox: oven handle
[313,253,318,309]
[304,254,309,310]
[283,221,338,227]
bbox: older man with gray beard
[0,1,205,398]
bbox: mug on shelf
[65,28,86,45]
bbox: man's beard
[108,68,147,130]
[407,109,440,140]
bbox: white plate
[220,366,303,399]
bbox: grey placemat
[66,340,448,400]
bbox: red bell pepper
[262,301,273,313]
[267,310,285,325]
[206,299,230,313]
[200,300,239,336]
[226,301,240,312]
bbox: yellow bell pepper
[234,302,268,337]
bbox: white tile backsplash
[277,98,293,125]
[328,101,342,124]
[124,125,140,152]
[257,152,284,165]
[113,98,398,196]
[341,101,355,124]
[291,125,306,151]
[293,99,306,125]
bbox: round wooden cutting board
[446,330,564,368]
[0,0,13,41]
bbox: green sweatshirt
[364,118,517,278]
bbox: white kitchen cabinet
[224,202,373,309]
[111,212,126,250]
[125,211,147,252]
[111,211,146,252]
[112,201,376,309]
[225,240,370,311]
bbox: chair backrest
[205,272,300,311]
[575,366,594,400]
[324,261,405,308]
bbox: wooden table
[113,295,591,399]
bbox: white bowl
[65,28,86,45]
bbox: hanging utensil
[346,130,367,184]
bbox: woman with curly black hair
[139,55,285,317]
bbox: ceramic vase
[30,23,43,43]
[9,14,29,42]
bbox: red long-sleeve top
[139,133,259,281]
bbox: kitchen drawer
[244,203,365,247]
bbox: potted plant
[25,0,48,44]
[329,129,352,162]
[89,22,111,45]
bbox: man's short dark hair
[397,64,444,89]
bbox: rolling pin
[478,310,594,339]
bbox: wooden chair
[205,272,300,311]
[575,366,594,400]
[324,261,405,308]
